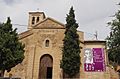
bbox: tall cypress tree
[60,7,81,78]
[0,17,25,77]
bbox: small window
[45,40,49,47]
[36,17,39,23]
[32,17,35,24]
[32,17,35,21]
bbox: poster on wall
[84,48,105,72]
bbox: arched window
[45,40,49,47]
[36,17,39,23]
[32,17,35,24]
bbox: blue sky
[0,0,120,40]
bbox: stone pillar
[26,45,36,79]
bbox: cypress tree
[60,7,81,78]
[0,17,25,77]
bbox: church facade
[4,12,119,79]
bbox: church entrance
[39,54,53,79]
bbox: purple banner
[84,48,105,72]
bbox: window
[36,17,39,23]
[45,40,49,47]
[32,17,35,24]
[32,17,35,21]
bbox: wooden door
[39,54,53,79]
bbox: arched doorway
[39,54,53,79]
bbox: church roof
[19,30,33,40]
[33,17,65,29]
[18,12,85,40]
[18,17,65,39]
